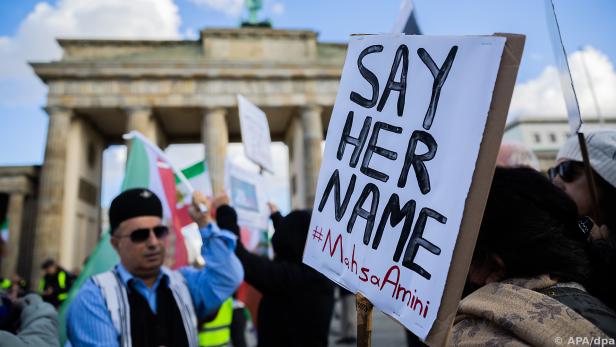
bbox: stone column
[33,107,73,282]
[202,108,228,195]
[1,193,24,277]
[125,106,160,145]
[301,105,324,208]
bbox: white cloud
[0,0,182,107]
[510,46,616,121]
[271,2,284,15]
[183,27,199,40]
[189,0,245,17]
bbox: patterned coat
[452,276,612,347]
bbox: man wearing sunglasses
[66,188,244,347]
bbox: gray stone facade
[24,27,347,280]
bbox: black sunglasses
[547,160,584,183]
[116,225,169,243]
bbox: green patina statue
[242,0,271,28]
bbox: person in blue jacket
[67,188,243,347]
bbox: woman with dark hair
[214,197,335,347]
[452,167,616,346]
[550,130,616,310]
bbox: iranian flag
[122,132,194,267]
[177,160,213,199]
[59,131,196,343]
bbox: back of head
[40,258,55,271]
[476,167,591,283]
[497,141,540,170]
[271,209,312,263]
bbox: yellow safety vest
[199,298,233,347]
[0,278,11,289]
[57,271,68,301]
[39,271,69,301]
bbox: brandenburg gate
[20,28,346,280]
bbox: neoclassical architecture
[0,166,39,279]
[19,28,346,281]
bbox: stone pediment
[46,28,346,65]
[31,28,347,82]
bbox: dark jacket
[40,268,74,308]
[540,285,616,338]
[587,236,616,312]
[216,206,335,347]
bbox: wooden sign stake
[356,293,374,347]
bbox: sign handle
[577,132,601,223]
[356,293,374,347]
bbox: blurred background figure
[496,141,540,170]
[6,275,29,301]
[334,287,356,345]
[216,196,335,347]
[39,259,75,309]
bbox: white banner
[303,34,505,339]
[237,94,274,172]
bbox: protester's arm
[180,191,243,320]
[267,202,283,231]
[234,240,315,295]
[180,223,243,320]
[215,203,315,295]
[66,280,119,347]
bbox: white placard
[237,94,274,172]
[302,34,505,339]
[224,160,270,230]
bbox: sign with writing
[224,160,270,230]
[237,94,274,172]
[303,34,506,340]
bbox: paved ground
[329,301,407,347]
[242,297,408,346]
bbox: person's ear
[485,254,506,284]
[110,232,120,251]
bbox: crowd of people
[0,129,615,346]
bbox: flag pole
[545,1,601,222]
[356,293,374,347]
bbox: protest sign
[224,160,270,230]
[303,33,524,343]
[237,94,274,172]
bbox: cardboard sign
[224,160,270,230]
[237,94,274,172]
[303,34,507,340]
